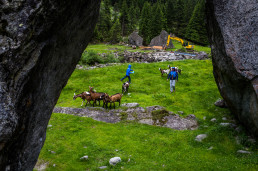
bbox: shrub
[80,51,103,65]
[104,53,119,63]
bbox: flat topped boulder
[149,30,174,48]
[128,31,143,47]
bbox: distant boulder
[128,31,143,47]
[149,30,174,48]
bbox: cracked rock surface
[0,0,100,170]
[206,0,258,137]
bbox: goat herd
[159,65,181,76]
[73,83,129,109]
[73,65,180,109]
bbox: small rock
[51,151,56,154]
[80,156,89,160]
[237,150,252,154]
[177,111,184,115]
[109,157,121,166]
[83,146,87,148]
[195,134,207,142]
[220,123,231,126]
[121,103,139,108]
[214,99,227,108]
[203,116,206,120]
[208,146,213,150]
[210,118,217,122]
[99,166,107,169]
[115,149,119,152]
[186,114,196,119]
[222,117,227,121]
[53,164,56,167]
[47,125,52,128]
[128,158,130,162]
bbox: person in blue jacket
[121,64,134,83]
[167,67,178,93]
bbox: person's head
[172,67,175,71]
[128,64,131,68]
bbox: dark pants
[121,75,131,83]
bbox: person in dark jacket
[167,67,178,93]
[121,64,134,83]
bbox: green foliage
[150,2,165,39]
[120,0,130,36]
[109,19,121,44]
[80,51,104,65]
[104,53,119,63]
[185,0,209,45]
[139,2,152,45]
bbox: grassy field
[86,40,211,54]
[37,59,258,170]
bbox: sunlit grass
[37,59,258,170]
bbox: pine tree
[150,2,164,39]
[139,2,152,45]
[175,0,184,37]
[166,0,176,33]
[185,0,208,45]
[109,19,122,43]
[120,0,129,36]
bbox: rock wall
[0,0,100,170]
[206,0,258,137]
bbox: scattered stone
[186,114,196,119]
[121,103,139,108]
[195,51,209,60]
[208,146,213,150]
[235,136,241,145]
[220,123,231,126]
[128,158,130,162]
[47,125,52,128]
[177,111,184,115]
[80,156,89,160]
[53,164,56,167]
[109,157,121,166]
[222,117,227,121]
[83,146,87,148]
[214,99,228,108]
[235,126,244,133]
[237,150,252,154]
[115,149,119,152]
[99,166,108,169]
[203,116,206,120]
[210,118,217,122]
[247,137,256,144]
[195,134,207,142]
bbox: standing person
[121,64,134,83]
[167,67,178,93]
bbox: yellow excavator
[166,34,195,50]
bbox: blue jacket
[167,71,178,80]
[126,64,133,76]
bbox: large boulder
[149,30,174,48]
[206,0,258,137]
[128,31,143,47]
[0,0,100,170]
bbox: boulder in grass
[109,157,121,166]
[195,134,207,142]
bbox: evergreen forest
[92,0,209,45]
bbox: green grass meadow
[37,59,257,170]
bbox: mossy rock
[151,109,170,126]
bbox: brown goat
[73,92,92,107]
[89,86,105,107]
[104,93,122,109]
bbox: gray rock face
[0,0,100,170]
[128,31,143,47]
[121,103,139,108]
[206,0,258,137]
[149,30,174,48]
